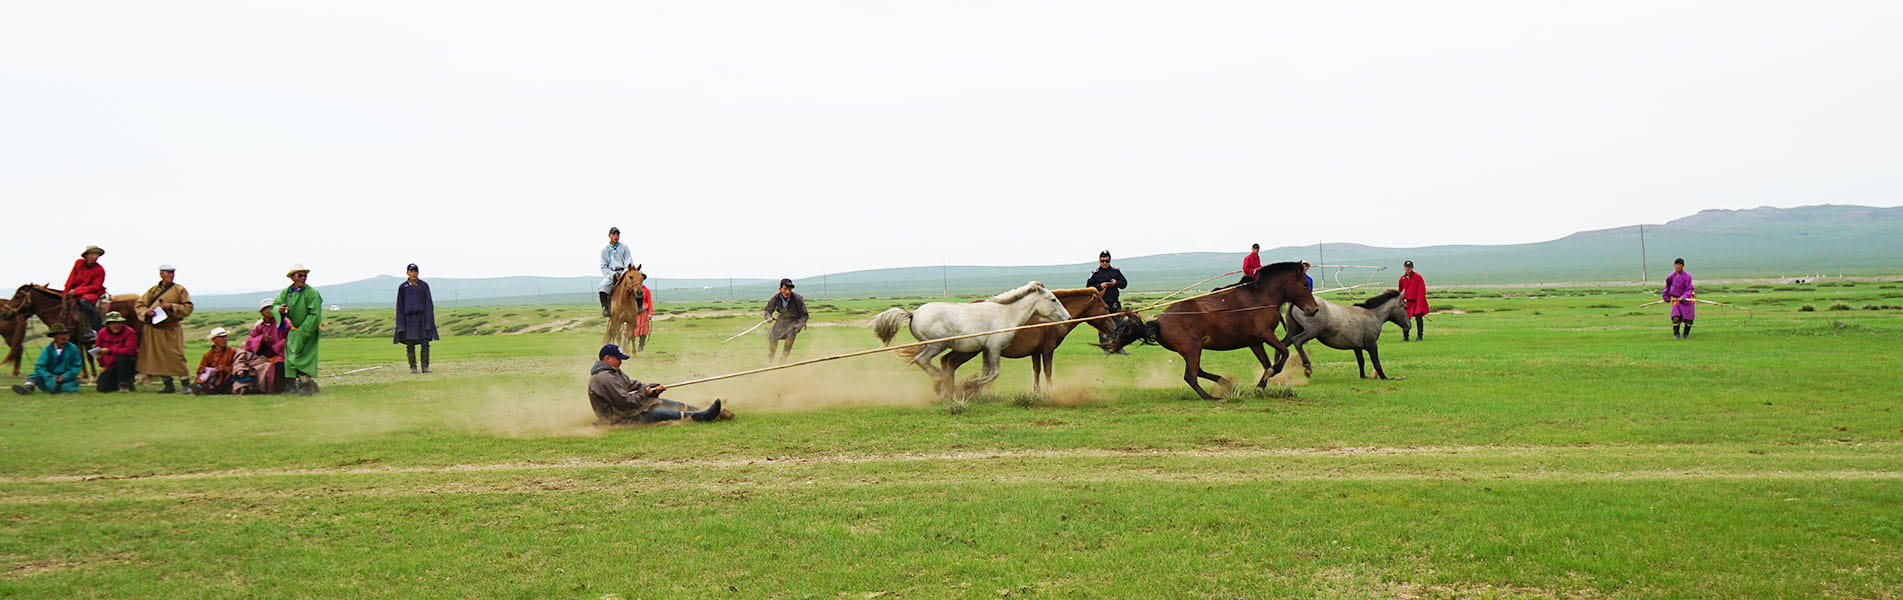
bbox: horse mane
[1256,262,1304,278]
[1049,287,1101,299]
[988,281,1046,304]
[1355,290,1401,309]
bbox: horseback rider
[599,227,634,317]
[1086,250,1128,354]
[62,246,108,341]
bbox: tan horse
[602,265,647,349]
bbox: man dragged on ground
[587,344,729,426]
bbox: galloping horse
[1280,290,1410,379]
[601,265,647,348]
[4,284,140,379]
[937,288,1122,392]
[872,281,1071,397]
[1107,262,1320,400]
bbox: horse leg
[1368,344,1388,380]
[965,348,1003,396]
[1354,348,1369,379]
[912,345,952,395]
[1041,350,1055,392]
[1262,337,1294,378]
[1249,343,1274,390]
[1181,351,1221,401]
[1030,353,1044,392]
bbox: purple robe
[1662,271,1695,320]
[394,279,439,344]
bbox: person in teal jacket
[275,264,325,396]
[12,324,82,395]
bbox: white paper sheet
[149,307,168,325]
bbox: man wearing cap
[93,311,140,393]
[135,265,194,394]
[1398,260,1430,340]
[62,246,108,341]
[1086,251,1128,353]
[763,278,808,364]
[275,265,324,395]
[1663,258,1695,339]
[394,263,439,374]
[1242,244,1263,279]
[232,298,287,395]
[1300,261,1314,290]
[189,328,238,395]
[599,227,634,317]
[12,325,81,395]
[588,343,726,425]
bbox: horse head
[1256,262,1321,316]
[1053,288,1119,335]
[1356,290,1411,330]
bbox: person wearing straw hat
[12,325,81,395]
[1663,258,1696,339]
[1398,260,1430,340]
[393,263,439,374]
[189,327,238,395]
[93,311,140,393]
[599,227,634,317]
[588,343,726,426]
[134,264,194,393]
[62,245,109,341]
[763,278,809,364]
[275,265,325,395]
[232,298,287,395]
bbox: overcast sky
[4,2,1900,293]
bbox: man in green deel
[275,264,325,396]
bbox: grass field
[3,281,1901,598]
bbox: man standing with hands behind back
[1087,250,1129,354]
[135,264,194,394]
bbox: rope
[721,319,772,343]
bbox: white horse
[872,281,1072,397]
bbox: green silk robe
[275,285,324,377]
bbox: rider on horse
[63,246,108,341]
[599,227,634,317]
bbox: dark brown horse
[4,284,140,379]
[0,314,25,376]
[939,287,1127,391]
[1108,262,1320,400]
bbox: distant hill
[192,204,1902,309]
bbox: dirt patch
[3,551,140,579]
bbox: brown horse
[0,314,25,376]
[938,287,1126,392]
[1108,262,1320,400]
[601,265,647,349]
[4,284,140,379]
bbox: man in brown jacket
[587,344,726,426]
[135,265,194,394]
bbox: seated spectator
[93,311,139,393]
[189,327,238,395]
[12,325,82,395]
[231,299,287,395]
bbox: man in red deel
[63,245,108,341]
[1398,260,1430,340]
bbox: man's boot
[1672,323,1682,339]
[1681,322,1691,339]
[407,345,419,374]
[297,375,316,396]
[420,344,431,374]
[11,383,33,395]
[599,292,612,317]
[691,399,725,422]
[158,377,177,394]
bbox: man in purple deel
[1662,258,1695,339]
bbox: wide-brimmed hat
[208,327,229,340]
[259,298,276,312]
[778,278,795,289]
[102,311,125,324]
[45,324,70,337]
[286,264,310,278]
[82,245,105,258]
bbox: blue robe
[394,279,439,344]
[31,341,83,393]
[599,242,633,293]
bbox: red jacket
[64,259,107,301]
[1241,253,1262,278]
[1398,272,1430,317]
[95,324,139,369]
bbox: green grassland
[3,282,1901,598]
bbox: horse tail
[871,307,912,346]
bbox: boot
[691,399,725,422]
[296,375,316,396]
[121,382,135,393]
[407,345,419,374]
[599,292,611,317]
[420,344,431,374]
[1681,323,1691,339]
[1672,323,1682,339]
[637,335,647,352]
[11,383,32,395]
[158,377,177,394]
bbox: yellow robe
[135,282,194,377]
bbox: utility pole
[1638,224,1650,282]
[941,261,949,298]
[822,268,829,299]
[728,278,733,302]
[1317,240,1324,268]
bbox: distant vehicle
[328,305,341,311]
